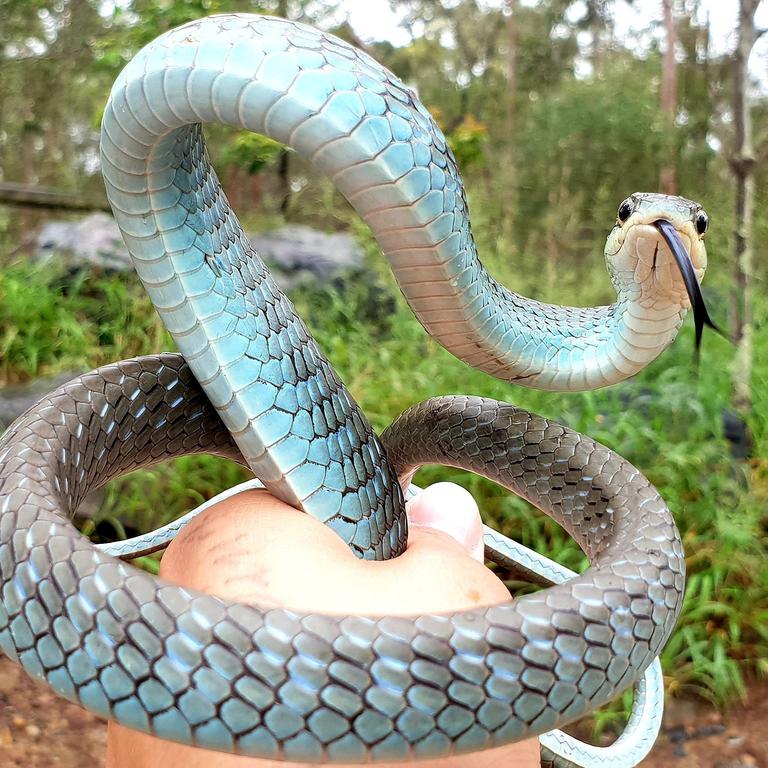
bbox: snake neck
[420,264,688,391]
[101,13,685,426]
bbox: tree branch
[0,183,110,213]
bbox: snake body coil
[0,13,706,766]
[0,355,683,763]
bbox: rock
[24,724,41,739]
[34,213,131,271]
[0,371,82,432]
[722,408,753,460]
[33,216,365,286]
[248,224,364,286]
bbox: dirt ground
[643,690,767,768]
[0,653,764,767]
[0,654,106,767]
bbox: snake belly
[0,11,685,766]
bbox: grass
[0,265,168,383]
[0,233,765,730]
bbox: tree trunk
[588,0,605,75]
[277,0,292,215]
[498,0,519,235]
[504,0,519,134]
[659,0,678,194]
[729,0,762,417]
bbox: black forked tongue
[654,219,725,352]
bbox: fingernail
[407,482,485,562]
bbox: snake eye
[695,210,709,236]
[617,199,633,224]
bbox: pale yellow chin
[606,220,708,307]
[691,239,707,274]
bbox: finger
[158,490,359,608]
[407,481,485,562]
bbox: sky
[334,0,768,86]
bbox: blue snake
[0,13,715,768]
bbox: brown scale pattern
[0,358,683,763]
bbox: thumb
[407,482,485,562]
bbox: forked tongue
[654,219,725,351]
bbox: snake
[0,12,716,767]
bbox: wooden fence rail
[0,183,110,213]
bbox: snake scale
[0,13,713,767]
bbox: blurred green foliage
[222,132,285,175]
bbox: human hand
[106,482,540,767]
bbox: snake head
[605,192,722,351]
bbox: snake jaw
[654,219,724,350]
